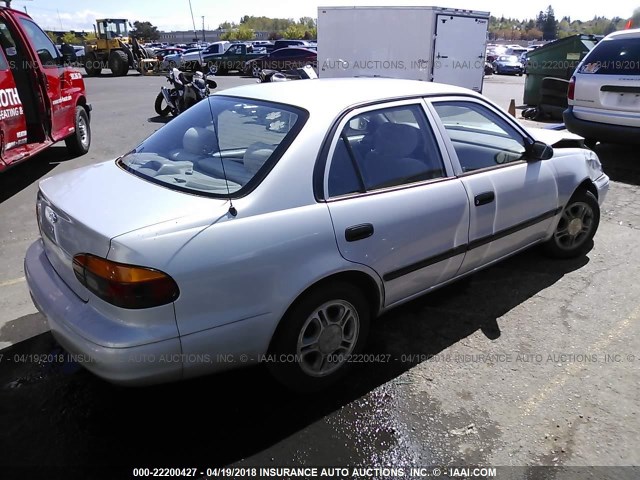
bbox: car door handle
[345,223,374,242]
[474,191,495,206]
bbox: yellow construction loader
[84,19,154,76]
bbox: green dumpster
[523,34,599,106]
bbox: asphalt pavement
[0,71,639,478]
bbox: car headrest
[182,127,218,156]
[373,123,419,157]
[243,142,274,174]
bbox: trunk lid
[37,160,227,301]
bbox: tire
[84,52,102,76]
[543,190,600,259]
[267,282,371,392]
[64,106,91,156]
[252,64,262,78]
[209,63,219,75]
[154,92,171,117]
[109,50,129,76]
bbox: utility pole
[188,0,198,42]
[201,16,205,43]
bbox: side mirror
[206,78,217,89]
[527,140,554,161]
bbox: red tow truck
[0,5,91,173]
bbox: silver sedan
[25,78,609,391]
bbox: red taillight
[72,254,179,309]
[567,76,576,101]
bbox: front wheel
[84,52,102,76]
[543,190,600,258]
[154,92,171,117]
[267,282,370,392]
[64,106,91,156]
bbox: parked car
[564,28,640,147]
[161,47,201,69]
[244,47,317,77]
[492,54,524,75]
[202,43,264,75]
[180,41,230,70]
[484,61,494,75]
[0,7,91,173]
[266,39,311,53]
[154,47,184,62]
[25,78,608,391]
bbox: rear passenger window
[327,104,446,196]
[433,101,527,172]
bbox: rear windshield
[497,55,519,62]
[119,96,307,198]
[579,37,640,75]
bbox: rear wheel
[84,52,102,76]
[109,50,129,76]
[64,106,91,156]
[543,190,599,258]
[252,64,262,78]
[154,92,171,117]
[267,282,370,392]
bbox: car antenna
[205,96,237,217]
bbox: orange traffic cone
[508,99,516,117]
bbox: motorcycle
[154,68,217,117]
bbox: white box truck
[317,6,490,92]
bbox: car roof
[605,27,640,40]
[214,78,476,113]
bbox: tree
[299,17,316,29]
[62,32,80,45]
[131,21,160,40]
[543,5,557,40]
[283,24,306,39]
[524,27,543,40]
[235,25,255,40]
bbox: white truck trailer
[317,6,490,92]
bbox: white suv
[564,28,640,147]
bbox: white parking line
[0,276,26,288]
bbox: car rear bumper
[24,240,183,386]
[564,107,640,144]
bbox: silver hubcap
[554,201,594,250]
[296,300,359,377]
[253,66,261,77]
[77,115,88,147]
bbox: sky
[12,0,640,32]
